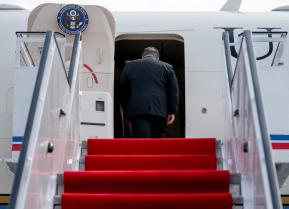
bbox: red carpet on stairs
[61,138,232,209]
[85,155,217,170]
[62,193,233,209]
[87,138,216,155]
[64,170,229,193]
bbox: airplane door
[28,4,116,139]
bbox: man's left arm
[167,66,179,125]
[120,63,130,111]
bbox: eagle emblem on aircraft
[57,4,89,35]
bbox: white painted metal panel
[0,10,29,71]
[185,71,226,138]
[80,72,114,92]
[0,10,28,161]
[28,4,115,93]
[258,67,289,133]
[0,162,14,193]
[12,70,37,140]
[80,91,113,139]
[0,71,14,140]
[257,66,289,164]
[0,140,11,159]
[27,4,115,143]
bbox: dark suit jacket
[120,57,179,119]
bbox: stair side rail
[223,30,282,209]
[9,31,82,209]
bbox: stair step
[59,193,233,209]
[54,194,244,206]
[58,173,241,185]
[56,173,241,196]
[82,139,222,149]
[62,170,229,194]
[84,155,217,170]
[86,138,217,155]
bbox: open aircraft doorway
[114,34,185,138]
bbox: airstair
[54,138,241,209]
[8,30,283,209]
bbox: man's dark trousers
[129,115,167,138]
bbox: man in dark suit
[120,47,179,138]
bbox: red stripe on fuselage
[12,144,22,151]
[272,143,289,149]
[83,64,98,84]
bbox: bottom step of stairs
[60,193,233,209]
[54,194,243,209]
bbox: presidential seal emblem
[57,4,89,35]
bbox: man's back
[120,46,179,138]
[121,57,179,119]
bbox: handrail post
[68,33,81,86]
[244,30,282,209]
[223,31,233,89]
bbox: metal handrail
[238,31,288,37]
[223,31,241,91]
[223,30,287,88]
[243,30,282,209]
[222,32,233,90]
[9,31,54,209]
[16,31,65,38]
[17,33,36,67]
[229,37,243,90]
[223,30,282,209]
[15,31,67,69]
[9,31,81,209]
[52,33,70,85]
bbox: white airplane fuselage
[1,5,289,196]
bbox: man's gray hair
[142,47,159,60]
